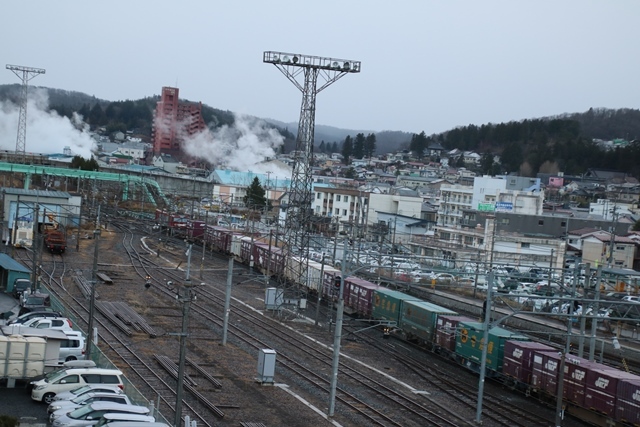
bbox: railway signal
[145,275,151,289]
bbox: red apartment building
[151,86,206,154]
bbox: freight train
[160,215,640,427]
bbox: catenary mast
[6,64,46,163]
[263,51,360,309]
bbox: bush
[0,415,19,427]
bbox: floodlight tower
[6,64,46,163]
[263,51,360,307]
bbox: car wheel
[43,393,56,404]
[65,356,77,362]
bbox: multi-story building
[313,186,368,234]
[581,231,636,269]
[151,86,206,154]
[438,184,474,227]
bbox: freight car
[156,213,640,427]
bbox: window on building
[315,206,320,213]
[316,193,321,199]
[343,209,347,216]
[521,242,530,248]
[561,221,567,227]
[335,208,339,215]
[344,196,348,202]
[538,220,544,226]
[440,232,451,241]
[336,195,341,201]
[464,236,473,245]
[500,218,510,225]
[616,245,625,250]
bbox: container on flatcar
[616,376,640,425]
[284,256,306,287]
[254,244,285,277]
[372,288,420,324]
[230,234,248,258]
[435,315,475,353]
[562,356,601,407]
[305,261,336,294]
[400,301,457,344]
[188,220,206,240]
[455,322,528,372]
[204,225,233,253]
[531,351,562,395]
[584,366,638,417]
[342,277,379,318]
[502,340,555,385]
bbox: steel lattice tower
[6,64,46,163]
[264,51,360,311]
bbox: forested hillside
[1,84,638,177]
[406,109,640,178]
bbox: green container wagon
[400,300,457,343]
[372,288,420,324]
[455,321,528,372]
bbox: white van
[94,413,157,426]
[59,330,86,363]
[31,368,124,404]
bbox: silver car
[51,402,150,427]
[52,384,123,402]
[48,392,131,415]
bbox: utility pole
[85,228,100,360]
[607,203,619,268]
[6,64,45,163]
[31,205,39,293]
[328,239,347,417]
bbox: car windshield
[45,370,69,383]
[70,385,92,396]
[25,296,45,305]
[68,405,95,419]
[72,393,94,404]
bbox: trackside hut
[0,253,31,294]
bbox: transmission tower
[6,64,46,163]
[263,51,360,312]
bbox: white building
[366,191,423,226]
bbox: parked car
[31,368,125,404]
[28,317,73,331]
[18,292,51,316]
[8,309,62,325]
[621,295,640,304]
[434,273,456,283]
[48,392,132,416]
[50,402,150,427]
[94,414,157,426]
[11,278,31,299]
[457,278,476,287]
[59,330,87,363]
[52,384,124,402]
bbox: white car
[51,402,150,427]
[622,295,640,304]
[28,317,74,331]
[53,385,125,402]
[48,392,131,416]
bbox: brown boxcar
[562,356,600,407]
[435,315,475,353]
[343,277,379,318]
[585,366,638,417]
[616,376,640,425]
[531,351,562,395]
[502,341,555,385]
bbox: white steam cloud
[181,113,290,179]
[0,88,96,159]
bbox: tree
[318,140,325,153]
[480,152,494,175]
[243,177,267,210]
[331,141,338,153]
[364,133,377,157]
[341,135,353,165]
[344,167,357,179]
[353,133,365,159]
[71,155,99,170]
[409,131,428,157]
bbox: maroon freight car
[584,366,638,417]
[434,315,475,353]
[342,277,379,318]
[531,351,562,395]
[502,341,555,385]
[616,377,640,425]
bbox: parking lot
[0,384,49,426]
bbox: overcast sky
[2,1,639,135]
